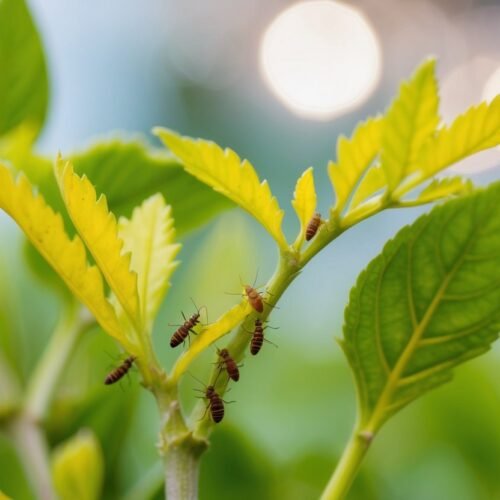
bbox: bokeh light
[259,1,381,120]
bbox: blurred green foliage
[0,0,48,137]
[0,0,499,499]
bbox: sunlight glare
[259,1,381,120]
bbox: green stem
[8,413,55,500]
[166,199,390,494]
[0,350,22,422]
[164,440,202,500]
[155,383,207,500]
[193,250,300,438]
[25,302,94,422]
[320,427,373,500]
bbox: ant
[170,300,207,348]
[191,372,233,424]
[104,356,136,385]
[247,319,278,355]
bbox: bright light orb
[259,1,382,120]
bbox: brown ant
[104,356,136,385]
[191,372,233,424]
[305,212,322,241]
[216,347,241,382]
[169,300,206,348]
[247,319,278,356]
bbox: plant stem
[172,201,389,492]
[192,250,300,437]
[8,413,55,500]
[0,350,22,421]
[155,384,207,500]
[164,440,202,500]
[320,427,373,500]
[25,302,94,422]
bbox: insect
[104,356,136,385]
[217,348,240,382]
[227,273,275,313]
[305,212,322,241]
[245,284,264,313]
[249,319,278,355]
[170,302,206,348]
[191,372,230,423]
[205,385,225,423]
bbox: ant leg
[264,325,280,331]
[264,338,279,348]
[252,269,260,288]
[198,403,210,421]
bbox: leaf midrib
[363,215,478,432]
[188,149,286,248]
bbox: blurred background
[1,0,500,498]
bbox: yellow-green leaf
[170,301,252,383]
[381,59,439,191]
[55,159,141,330]
[413,95,500,180]
[154,128,288,250]
[328,117,383,214]
[52,429,104,500]
[291,167,317,247]
[0,491,12,500]
[118,194,181,332]
[349,165,387,211]
[405,177,473,206]
[0,164,124,343]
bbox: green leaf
[70,140,232,233]
[3,138,232,236]
[291,167,317,248]
[0,0,49,137]
[348,165,386,211]
[51,429,104,500]
[170,301,253,383]
[409,96,500,184]
[328,117,383,214]
[0,164,126,347]
[2,139,226,302]
[118,194,181,332]
[381,59,439,191]
[343,183,500,433]
[55,159,141,333]
[154,128,288,250]
[398,177,473,207]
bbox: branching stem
[25,301,95,422]
[158,197,389,498]
[8,413,55,500]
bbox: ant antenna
[188,371,206,387]
[190,297,199,312]
[190,298,208,323]
[252,268,259,288]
